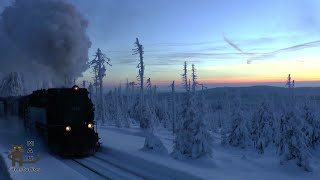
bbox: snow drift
[0,155,11,180]
[0,0,91,91]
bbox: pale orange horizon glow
[196,58,320,85]
[198,78,320,84]
[96,58,320,88]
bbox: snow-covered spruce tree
[251,99,274,154]
[0,72,25,97]
[279,105,312,171]
[170,80,177,133]
[172,62,213,159]
[172,93,213,159]
[127,81,137,120]
[114,87,123,128]
[146,79,160,127]
[301,99,320,148]
[214,98,223,129]
[158,98,170,128]
[140,102,154,130]
[228,99,251,149]
[132,38,167,153]
[140,101,168,153]
[105,90,117,124]
[221,89,231,146]
[124,79,130,119]
[131,96,141,123]
[152,85,161,126]
[181,61,189,92]
[89,48,112,124]
[142,132,168,154]
[162,100,170,129]
[115,103,123,128]
[192,65,213,155]
[121,80,131,128]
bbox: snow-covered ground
[0,116,88,180]
[1,116,320,180]
[0,117,198,180]
[97,125,320,180]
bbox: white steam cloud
[0,0,91,91]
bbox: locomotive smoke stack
[0,0,91,91]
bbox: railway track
[92,155,150,180]
[62,146,203,180]
[69,156,145,180]
[71,159,111,180]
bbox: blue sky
[2,0,320,90]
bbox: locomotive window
[72,107,80,111]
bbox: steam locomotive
[1,85,100,157]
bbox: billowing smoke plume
[0,0,91,92]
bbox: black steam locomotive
[2,85,100,156]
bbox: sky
[2,0,320,91]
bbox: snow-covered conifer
[141,132,168,154]
[172,93,212,159]
[170,80,177,133]
[140,102,154,129]
[115,102,123,128]
[228,99,251,148]
[279,106,311,171]
[251,99,274,154]
[221,89,231,132]
[301,99,320,148]
[89,48,112,124]
[105,90,116,124]
[172,62,212,159]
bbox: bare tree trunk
[133,38,145,128]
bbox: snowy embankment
[0,117,88,180]
[0,154,12,180]
[98,125,320,180]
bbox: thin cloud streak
[148,41,219,47]
[223,34,320,64]
[223,34,256,57]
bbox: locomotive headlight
[72,85,79,91]
[88,123,93,129]
[66,126,71,132]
